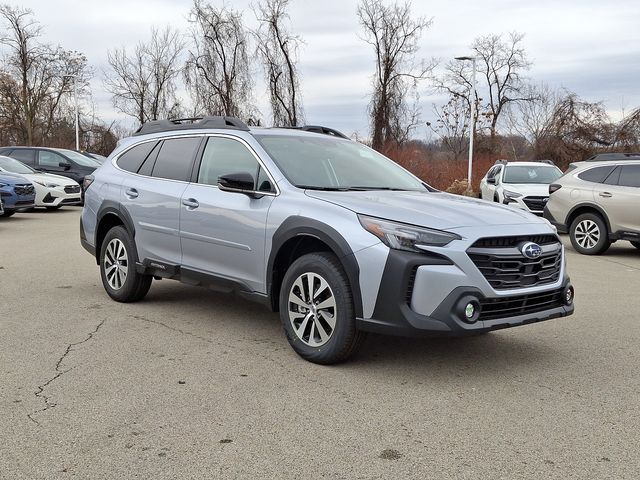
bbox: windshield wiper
[298,185,424,192]
[297,185,353,191]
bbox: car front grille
[15,184,35,196]
[479,287,565,321]
[64,185,81,194]
[468,236,562,290]
[522,196,548,212]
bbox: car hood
[0,172,31,184]
[305,190,547,230]
[501,183,551,196]
[21,172,78,185]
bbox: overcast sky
[16,0,640,137]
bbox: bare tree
[427,93,470,159]
[0,5,89,145]
[357,0,435,151]
[435,32,533,140]
[536,93,615,167]
[104,27,184,125]
[253,0,303,126]
[185,1,257,121]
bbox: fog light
[465,303,475,319]
[457,296,481,324]
[564,286,574,306]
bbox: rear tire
[99,225,152,302]
[570,213,611,255]
[631,241,640,250]
[46,206,61,210]
[279,252,366,365]
[1,210,15,217]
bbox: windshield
[56,149,102,167]
[255,134,427,191]
[503,165,563,184]
[0,156,35,174]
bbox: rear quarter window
[116,141,159,173]
[577,166,616,183]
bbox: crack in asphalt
[27,319,107,425]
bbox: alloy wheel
[574,219,600,250]
[287,272,337,347]
[103,238,128,290]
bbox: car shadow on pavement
[140,282,561,376]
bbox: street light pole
[64,74,79,150]
[454,56,477,187]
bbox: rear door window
[9,149,36,165]
[618,165,640,188]
[150,137,201,182]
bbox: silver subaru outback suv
[80,117,574,364]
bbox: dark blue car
[0,172,36,217]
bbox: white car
[479,161,563,216]
[0,155,81,209]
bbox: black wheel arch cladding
[268,216,364,318]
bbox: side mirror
[59,161,71,170]
[218,172,256,195]
[487,177,496,185]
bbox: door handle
[182,198,199,209]
[125,188,138,199]
[599,192,613,198]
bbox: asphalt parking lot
[1,208,639,479]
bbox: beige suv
[544,157,640,254]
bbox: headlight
[358,215,461,251]
[33,180,59,188]
[502,190,523,201]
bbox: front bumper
[543,206,568,234]
[357,243,574,338]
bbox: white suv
[480,161,563,216]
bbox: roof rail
[494,159,508,165]
[133,116,250,136]
[584,153,640,162]
[281,125,350,140]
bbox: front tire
[570,213,611,255]
[99,226,152,302]
[46,206,61,211]
[1,210,15,217]
[631,241,640,250]
[279,252,366,364]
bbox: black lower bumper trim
[543,207,568,233]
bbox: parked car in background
[0,198,4,216]
[0,172,35,217]
[80,116,574,364]
[0,146,100,187]
[0,156,81,209]
[544,156,640,255]
[480,160,563,216]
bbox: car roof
[570,159,640,169]
[502,162,558,167]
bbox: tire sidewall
[570,213,609,255]
[279,253,356,364]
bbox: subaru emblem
[521,242,543,259]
